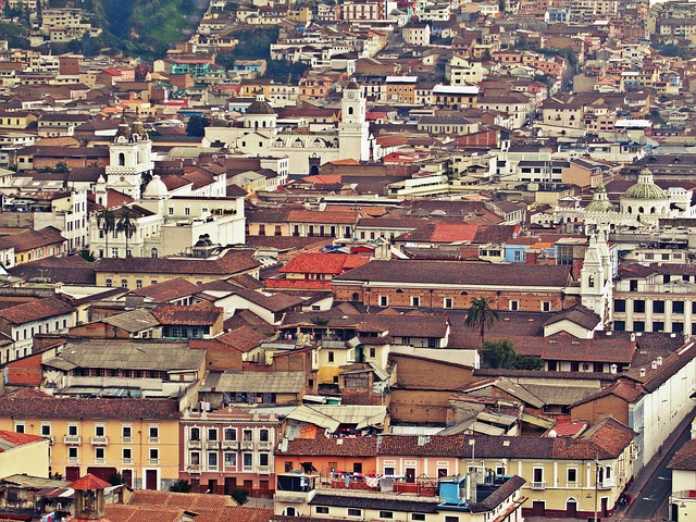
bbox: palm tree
[465,297,499,346]
[96,209,116,258]
[116,207,137,257]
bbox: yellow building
[0,430,50,478]
[94,249,260,289]
[0,390,180,490]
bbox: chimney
[630,333,636,342]
[651,360,658,370]
[610,364,617,374]
[657,356,663,366]
[639,368,646,377]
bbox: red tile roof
[0,296,74,326]
[0,226,66,252]
[70,473,111,491]
[287,209,359,225]
[669,439,696,471]
[280,253,370,275]
[0,430,45,449]
[152,302,222,326]
[130,278,200,302]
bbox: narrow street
[620,411,695,521]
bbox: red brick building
[332,260,576,312]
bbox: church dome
[586,185,614,213]
[246,99,275,115]
[143,175,168,199]
[624,168,667,200]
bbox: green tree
[116,207,137,257]
[186,114,209,137]
[230,487,248,505]
[109,471,124,486]
[96,209,116,258]
[481,340,543,370]
[465,297,499,346]
[169,480,191,493]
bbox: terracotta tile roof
[104,505,183,522]
[94,249,259,276]
[400,223,480,243]
[70,473,111,491]
[130,278,200,302]
[280,253,370,275]
[0,430,45,450]
[571,380,644,408]
[0,388,180,420]
[0,226,66,252]
[152,302,222,326]
[335,260,572,287]
[581,417,636,458]
[669,439,696,471]
[0,296,74,326]
[281,435,378,457]
[8,254,96,285]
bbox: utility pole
[594,452,599,522]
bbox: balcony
[258,466,271,475]
[149,437,160,444]
[188,439,201,448]
[149,458,159,465]
[90,436,109,445]
[241,440,254,450]
[530,482,546,490]
[598,479,615,490]
[257,441,272,450]
[222,440,239,450]
[205,440,220,449]
[64,435,81,445]
[123,458,133,465]
[188,464,201,473]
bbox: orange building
[275,437,377,478]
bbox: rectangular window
[149,448,159,462]
[614,320,625,331]
[567,468,577,484]
[149,426,159,441]
[673,322,684,333]
[445,517,459,522]
[379,295,388,307]
[634,321,645,332]
[327,351,334,363]
[653,300,665,313]
[123,448,132,462]
[68,424,78,436]
[41,424,51,437]
[224,428,237,441]
[316,506,329,514]
[379,512,394,520]
[673,301,685,314]
[653,321,664,332]
[541,301,551,312]
[348,508,362,517]
[14,423,24,433]
[122,426,132,441]
[208,452,218,470]
[259,453,269,467]
[509,300,519,311]
[95,447,105,461]
[614,299,626,312]
[412,514,426,521]
[443,297,453,308]
[95,425,105,437]
[243,452,253,471]
[68,447,78,460]
[634,300,645,313]
[208,428,218,441]
[224,452,236,469]
[411,296,420,307]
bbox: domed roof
[246,99,275,115]
[586,185,615,213]
[143,175,168,199]
[624,168,667,200]
[346,80,360,90]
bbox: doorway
[566,498,578,517]
[145,469,158,490]
[65,467,80,482]
[532,501,545,516]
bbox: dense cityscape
[0,0,694,520]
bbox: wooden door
[145,469,157,490]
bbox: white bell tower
[105,115,154,199]
[580,233,612,326]
[338,81,370,162]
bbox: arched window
[351,292,360,302]
[293,138,303,148]
[639,206,644,214]
[348,106,354,115]
[118,152,125,166]
[627,206,632,213]
[651,207,656,214]
[588,275,595,288]
[151,248,158,258]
